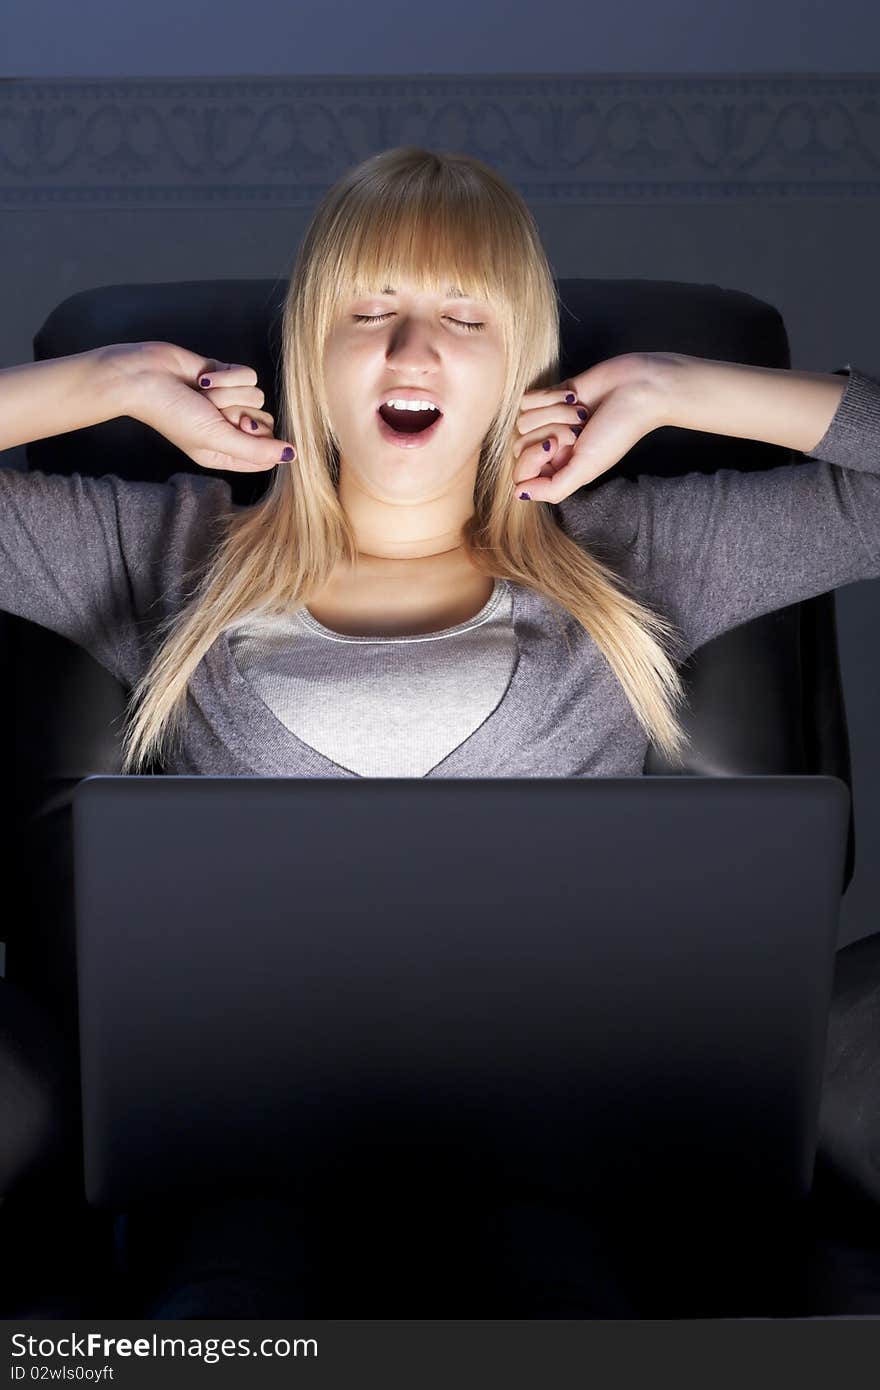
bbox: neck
[351,542,468,576]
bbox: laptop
[72,774,850,1212]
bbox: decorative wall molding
[1,74,879,208]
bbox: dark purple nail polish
[200,377,211,387]
[577,408,588,420]
[519,491,531,500]
[542,439,552,451]
[571,424,583,436]
[281,446,294,461]
[250,419,259,429]
[565,393,575,403]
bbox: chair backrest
[3,277,855,1041]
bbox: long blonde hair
[119,145,691,775]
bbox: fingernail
[281,446,295,461]
[577,408,588,420]
[565,393,575,403]
[199,377,211,387]
[542,439,552,451]
[249,419,259,430]
[571,424,583,436]
[519,491,531,500]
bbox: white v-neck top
[223,578,515,776]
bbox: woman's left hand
[512,352,680,503]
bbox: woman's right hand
[107,340,296,473]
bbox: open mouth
[378,403,442,434]
[376,403,444,448]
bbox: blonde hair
[118,145,691,776]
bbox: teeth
[383,399,440,411]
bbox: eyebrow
[375,285,468,299]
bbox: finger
[239,410,275,433]
[210,416,295,469]
[520,440,576,483]
[519,382,580,411]
[514,414,585,459]
[515,402,587,439]
[197,364,259,389]
[513,426,583,481]
[199,385,266,410]
[513,436,566,486]
[215,404,275,431]
[194,449,280,474]
[514,448,585,501]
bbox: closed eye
[352,313,485,333]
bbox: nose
[384,314,442,366]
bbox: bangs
[346,231,497,305]
[326,179,522,325]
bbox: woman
[1,144,874,1317]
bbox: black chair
[1,276,877,1316]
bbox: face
[321,278,508,561]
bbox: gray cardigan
[1,364,878,778]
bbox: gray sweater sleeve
[0,467,234,687]
[556,365,880,660]
[2,364,879,690]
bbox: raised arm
[663,356,849,456]
[551,357,880,661]
[514,353,851,503]
[0,342,291,473]
[0,346,140,453]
